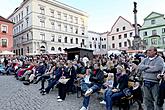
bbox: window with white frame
[50,10,54,17]
[64,24,67,32]
[57,11,61,19]
[69,15,73,22]
[143,31,147,36]
[152,30,157,35]
[1,39,7,47]
[70,38,73,44]
[26,17,29,27]
[51,35,55,42]
[1,25,8,33]
[70,25,73,33]
[40,33,45,40]
[58,35,61,42]
[81,28,85,35]
[76,38,78,44]
[40,7,45,15]
[57,23,61,31]
[124,41,127,46]
[40,20,45,27]
[64,36,67,43]
[151,19,155,25]
[21,24,23,30]
[162,28,165,33]
[51,22,55,30]
[26,6,29,15]
[151,38,157,45]
[74,17,78,24]
[21,11,23,19]
[75,27,78,34]
[63,13,67,21]
[51,47,55,51]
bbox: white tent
[0,50,15,55]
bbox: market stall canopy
[0,51,15,55]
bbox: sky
[0,0,165,33]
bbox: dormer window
[151,19,155,24]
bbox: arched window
[58,47,61,51]
[51,47,55,51]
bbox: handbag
[59,78,70,84]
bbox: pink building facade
[0,16,14,51]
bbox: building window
[69,15,73,23]
[27,47,29,53]
[112,36,114,40]
[112,44,115,48]
[40,33,45,41]
[151,38,157,45]
[75,17,78,24]
[1,39,7,47]
[98,45,100,49]
[94,44,96,48]
[151,19,155,24]
[152,30,157,35]
[70,25,73,33]
[81,28,85,35]
[76,38,78,44]
[58,47,62,51]
[92,37,94,40]
[51,22,55,30]
[57,23,61,31]
[26,6,29,15]
[95,38,97,41]
[58,36,61,42]
[63,13,67,21]
[123,26,126,30]
[70,38,73,44]
[21,24,23,30]
[64,24,67,32]
[40,7,45,15]
[40,20,45,27]
[118,35,121,39]
[102,45,106,49]
[124,34,127,38]
[75,27,78,34]
[26,17,29,27]
[162,28,165,33]
[21,11,23,19]
[81,18,84,26]
[50,10,54,17]
[90,44,92,48]
[57,11,61,19]
[51,35,55,42]
[104,38,106,40]
[124,42,127,46]
[130,32,133,37]
[27,33,29,40]
[143,31,147,36]
[81,39,85,46]
[1,25,7,33]
[116,28,119,32]
[144,39,148,45]
[119,42,122,47]
[64,37,67,43]
[51,47,55,51]
[163,37,165,44]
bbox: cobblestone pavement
[0,76,164,110]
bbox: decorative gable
[144,12,164,20]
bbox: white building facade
[107,16,135,50]
[8,0,88,55]
[87,31,108,54]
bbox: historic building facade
[140,12,165,49]
[8,0,88,55]
[0,16,13,51]
[107,16,135,50]
[87,31,108,54]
